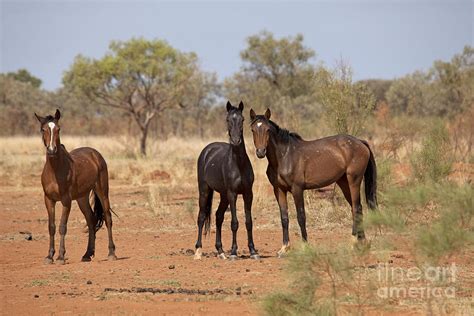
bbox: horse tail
[361,140,378,210]
[93,192,105,231]
[203,190,214,236]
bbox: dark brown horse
[35,109,116,264]
[249,108,377,257]
[194,101,259,260]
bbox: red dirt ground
[1,177,472,315]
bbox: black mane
[252,115,303,142]
[270,120,303,142]
[44,115,55,122]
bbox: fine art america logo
[377,263,457,299]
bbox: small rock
[25,234,32,241]
[34,294,39,298]
[185,249,194,256]
[168,265,175,269]
[86,280,92,285]
[245,268,250,272]
[388,259,393,264]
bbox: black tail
[203,190,214,236]
[93,192,105,231]
[361,140,378,210]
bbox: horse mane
[44,115,55,122]
[268,120,303,142]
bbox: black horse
[194,101,259,260]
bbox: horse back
[278,135,370,190]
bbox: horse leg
[243,190,259,259]
[292,186,308,242]
[44,195,56,264]
[227,191,239,259]
[347,174,365,241]
[56,199,71,265]
[336,175,353,208]
[194,184,211,260]
[215,195,228,259]
[95,176,117,261]
[274,187,290,258]
[77,195,96,262]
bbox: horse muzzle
[47,147,57,156]
[230,138,242,146]
[256,148,266,158]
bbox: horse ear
[250,109,256,121]
[226,101,232,112]
[54,109,61,121]
[264,108,271,120]
[238,101,244,112]
[34,113,44,124]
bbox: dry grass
[0,135,358,233]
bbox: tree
[6,69,42,88]
[63,38,215,155]
[225,31,318,130]
[0,74,51,135]
[385,72,426,115]
[315,61,376,136]
[239,31,316,98]
[357,79,392,106]
[425,45,473,117]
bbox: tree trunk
[140,126,148,156]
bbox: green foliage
[385,72,426,115]
[0,74,52,135]
[357,79,393,105]
[239,31,316,98]
[315,62,376,136]
[386,45,473,117]
[225,31,318,129]
[410,121,452,182]
[63,37,217,154]
[415,184,474,263]
[6,69,42,88]
[262,243,374,316]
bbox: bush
[410,121,452,182]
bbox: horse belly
[71,160,99,199]
[302,156,345,189]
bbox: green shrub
[410,121,452,182]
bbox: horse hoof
[44,257,54,264]
[56,259,66,265]
[81,256,92,262]
[229,255,238,261]
[108,255,117,261]
[250,254,260,260]
[194,248,202,260]
[218,253,227,260]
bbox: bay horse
[194,101,259,260]
[35,109,116,264]
[249,108,377,257]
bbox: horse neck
[229,133,249,166]
[266,129,290,169]
[45,145,71,171]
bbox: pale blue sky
[1,0,473,90]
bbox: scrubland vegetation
[1,31,472,315]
